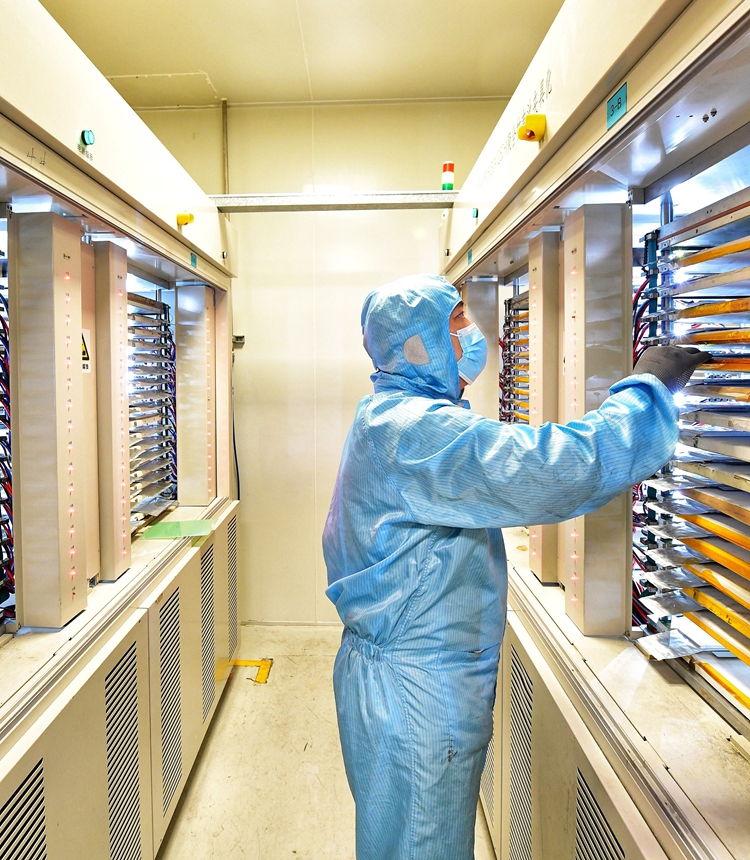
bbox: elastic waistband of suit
[342,628,501,663]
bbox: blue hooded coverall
[323,274,678,860]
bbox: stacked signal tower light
[442,162,454,191]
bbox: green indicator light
[468,249,473,264]
[81,129,95,146]
[190,253,197,268]
[472,208,479,219]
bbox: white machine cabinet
[483,612,669,860]
[0,608,153,860]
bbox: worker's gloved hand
[632,346,711,393]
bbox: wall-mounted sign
[607,83,628,130]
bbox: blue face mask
[451,323,488,385]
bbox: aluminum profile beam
[642,120,750,205]
[209,191,459,213]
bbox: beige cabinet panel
[0,608,153,860]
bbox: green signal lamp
[80,129,95,147]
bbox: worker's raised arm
[367,374,678,530]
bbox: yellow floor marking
[233,658,273,683]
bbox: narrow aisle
[158,625,496,859]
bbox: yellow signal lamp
[517,114,547,142]
[177,212,195,227]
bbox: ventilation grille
[575,770,625,860]
[159,588,182,814]
[480,731,495,827]
[508,646,533,860]
[2,758,47,860]
[227,516,238,657]
[201,545,216,721]
[105,643,142,860]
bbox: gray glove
[632,346,711,393]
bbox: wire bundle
[631,198,750,715]
[0,281,12,619]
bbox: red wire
[633,322,650,361]
[632,276,650,308]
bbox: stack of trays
[500,292,529,423]
[634,188,750,717]
[128,295,177,532]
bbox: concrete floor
[158,624,496,859]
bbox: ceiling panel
[39,0,565,106]
[108,72,221,108]
[297,0,566,100]
[40,0,314,105]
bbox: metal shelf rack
[500,291,530,423]
[128,292,177,533]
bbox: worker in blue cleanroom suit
[323,273,707,860]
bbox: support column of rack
[95,241,131,581]
[11,213,88,627]
[561,204,633,636]
[527,231,561,584]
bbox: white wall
[139,99,505,622]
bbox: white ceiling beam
[210,190,458,212]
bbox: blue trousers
[333,630,500,860]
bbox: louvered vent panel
[575,770,625,860]
[227,516,238,658]
[159,588,182,814]
[105,643,142,860]
[480,732,495,827]
[508,646,533,860]
[201,545,216,721]
[2,758,47,860]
